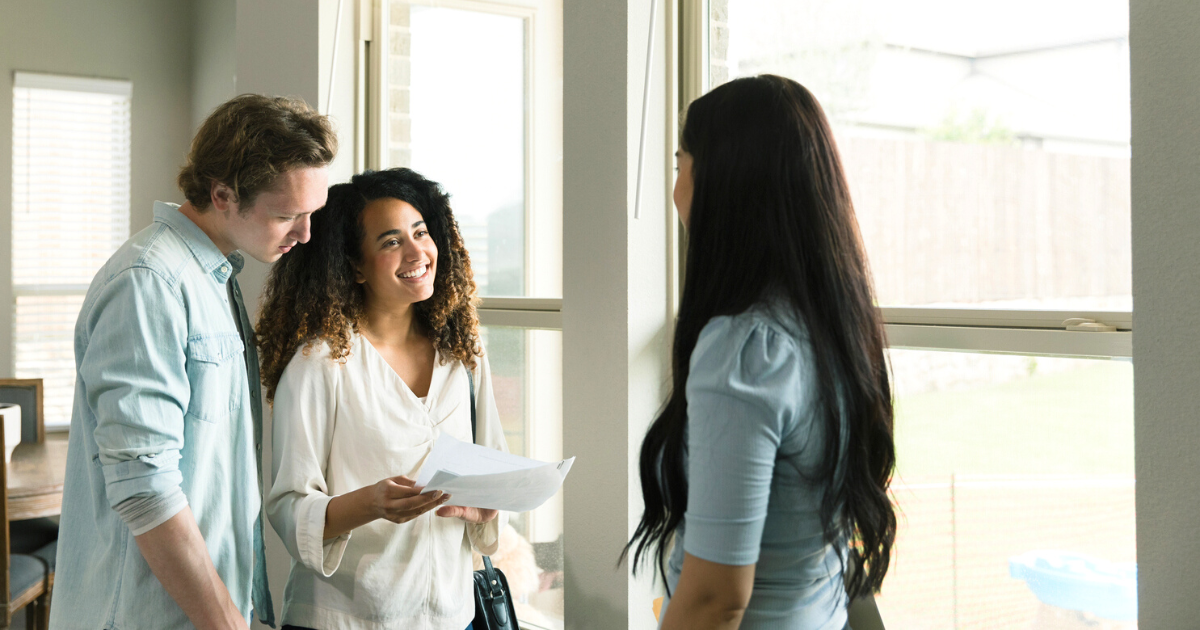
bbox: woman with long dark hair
[257,168,505,630]
[625,75,897,629]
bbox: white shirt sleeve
[265,343,352,577]
[465,352,509,556]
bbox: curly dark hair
[257,168,482,402]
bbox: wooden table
[7,438,68,521]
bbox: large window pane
[881,350,1135,628]
[715,1,1131,310]
[387,3,526,297]
[480,326,563,630]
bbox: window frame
[679,7,1139,624]
[362,5,565,628]
[478,297,562,330]
[361,0,564,341]
[362,0,560,308]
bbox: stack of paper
[415,433,575,512]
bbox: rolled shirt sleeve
[465,354,508,556]
[266,344,351,577]
[682,316,807,566]
[78,268,191,535]
[109,454,189,535]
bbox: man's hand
[134,507,249,630]
[435,505,499,523]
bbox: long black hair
[623,75,896,601]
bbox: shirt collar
[226,251,245,277]
[153,201,242,282]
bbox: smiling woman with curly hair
[256,168,508,630]
[257,168,482,402]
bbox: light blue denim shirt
[51,202,274,629]
[662,302,850,630]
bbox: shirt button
[220,265,229,274]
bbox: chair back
[0,381,44,446]
[0,383,52,628]
[0,411,12,625]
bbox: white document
[415,432,575,513]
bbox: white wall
[1130,1,1200,626]
[562,0,671,627]
[0,0,196,378]
[191,0,237,130]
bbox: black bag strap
[481,556,505,599]
[466,365,504,599]
[467,364,477,444]
[466,362,517,629]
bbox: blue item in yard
[1009,550,1137,621]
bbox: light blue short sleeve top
[662,302,849,630]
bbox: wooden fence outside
[877,476,1137,629]
[839,137,1132,307]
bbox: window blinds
[12,72,131,429]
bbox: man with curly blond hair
[52,94,336,630]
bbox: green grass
[893,361,1135,479]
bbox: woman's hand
[324,476,450,539]
[372,476,451,524]
[435,505,499,524]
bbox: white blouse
[267,333,507,630]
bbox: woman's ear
[353,261,366,284]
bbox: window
[366,1,563,627]
[693,0,1135,626]
[479,326,563,628]
[884,350,1134,627]
[371,0,562,299]
[12,72,132,430]
[395,6,526,296]
[714,0,1131,312]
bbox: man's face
[215,166,330,263]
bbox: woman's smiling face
[355,197,438,308]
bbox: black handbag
[473,556,519,630]
[466,367,521,630]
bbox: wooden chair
[0,380,54,629]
